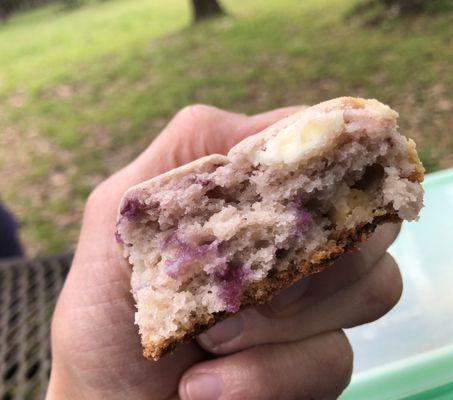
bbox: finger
[359,222,401,266]
[305,222,401,300]
[198,253,401,354]
[181,331,352,400]
[278,252,402,334]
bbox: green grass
[0,0,452,255]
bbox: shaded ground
[0,0,452,255]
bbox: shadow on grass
[58,0,84,12]
[344,0,453,26]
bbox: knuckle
[363,253,402,317]
[176,104,218,124]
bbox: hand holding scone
[47,103,410,400]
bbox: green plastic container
[341,168,453,400]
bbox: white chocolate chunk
[253,110,344,166]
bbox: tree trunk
[0,2,13,22]
[191,0,224,22]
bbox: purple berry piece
[385,137,395,148]
[120,198,143,219]
[162,231,223,279]
[294,207,312,236]
[195,176,212,187]
[165,253,193,279]
[214,262,245,313]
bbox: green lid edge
[340,344,453,400]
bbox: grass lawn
[0,0,452,255]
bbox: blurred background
[0,0,452,257]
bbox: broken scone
[116,97,424,360]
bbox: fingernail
[269,278,310,312]
[198,314,244,349]
[184,373,222,400]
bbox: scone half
[116,97,424,360]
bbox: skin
[46,104,403,400]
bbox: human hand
[46,104,402,400]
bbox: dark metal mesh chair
[0,253,72,400]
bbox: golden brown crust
[406,138,425,183]
[143,212,401,361]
